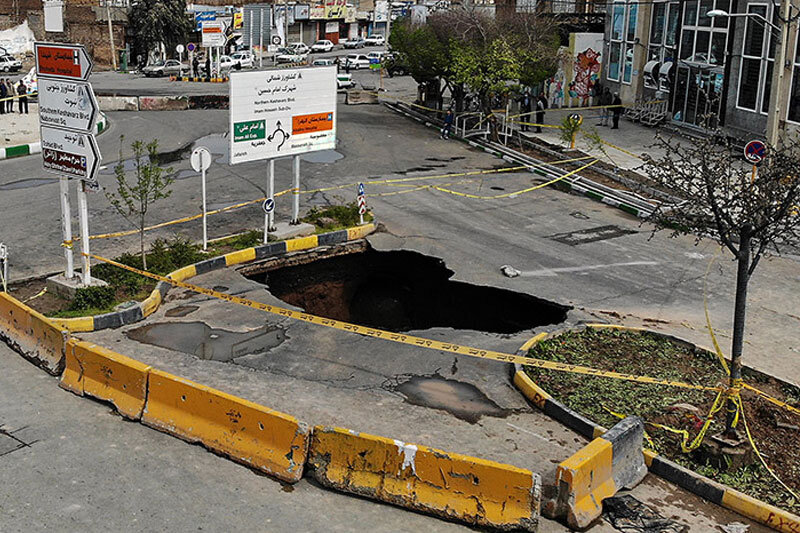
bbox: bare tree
[642,131,800,435]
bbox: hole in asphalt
[246,248,569,334]
[490,186,505,191]
[390,375,509,424]
[164,305,199,317]
[125,322,286,361]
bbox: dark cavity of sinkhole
[245,248,569,334]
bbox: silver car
[142,59,186,77]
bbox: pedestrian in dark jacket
[611,93,623,129]
[206,55,212,79]
[5,79,12,113]
[17,81,28,114]
[519,91,532,132]
[0,80,6,115]
[192,56,199,78]
[535,94,547,133]
[441,109,454,139]
[597,87,612,126]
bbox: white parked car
[287,42,311,55]
[343,37,365,49]
[276,47,308,64]
[367,51,386,62]
[142,59,186,77]
[343,54,370,70]
[0,55,22,72]
[230,51,254,69]
[311,40,335,53]
[219,55,236,72]
[337,73,356,90]
[312,58,335,67]
[365,34,385,46]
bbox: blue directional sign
[262,198,275,214]
[358,182,365,196]
[195,11,217,30]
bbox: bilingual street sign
[34,42,93,81]
[744,140,767,164]
[202,21,226,47]
[38,78,98,133]
[40,125,101,184]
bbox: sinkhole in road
[246,248,569,334]
[125,322,286,361]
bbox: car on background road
[384,54,408,77]
[275,47,308,64]
[337,73,356,90]
[367,51,387,62]
[219,55,235,72]
[311,40,335,53]
[0,55,22,72]
[312,58,335,67]
[142,59,186,77]
[343,54,371,70]
[287,42,311,55]
[365,34,385,46]
[230,51,254,69]
[343,37,365,49]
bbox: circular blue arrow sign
[262,198,275,214]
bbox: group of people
[0,79,28,114]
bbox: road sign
[357,195,367,215]
[229,67,337,165]
[358,182,365,196]
[744,140,767,164]
[187,42,196,52]
[176,44,185,54]
[202,21,226,47]
[38,78,98,133]
[34,42,93,81]
[40,125,101,184]
[262,197,275,214]
[190,147,212,172]
[568,113,583,126]
[195,11,216,31]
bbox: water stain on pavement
[164,305,199,317]
[300,150,344,163]
[0,178,59,190]
[125,321,286,361]
[390,375,509,423]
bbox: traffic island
[513,325,800,531]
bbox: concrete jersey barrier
[0,292,68,375]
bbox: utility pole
[106,0,117,70]
[765,0,792,147]
[284,0,289,45]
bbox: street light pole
[765,0,792,147]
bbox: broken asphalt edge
[0,222,545,532]
[511,324,800,533]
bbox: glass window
[761,61,773,113]
[609,42,622,80]
[698,0,714,26]
[684,0,698,27]
[649,45,662,61]
[651,3,666,44]
[695,30,711,62]
[714,0,730,27]
[666,3,680,46]
[623,45,634,83]
[710,32,726,64]
[738,58,761,109]
[612,3,625,40]
[627,4,638,42]
[680,30,695,60]
[789,66,800,122]
[743,5,767,57]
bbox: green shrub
[69,286,116,312]
[302,203,371,229]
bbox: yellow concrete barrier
[309,426,541,531]
[224,248,256,266]
[285,234,318,252]
[543,416,646,529]
[143,369,309,482]
[167,264,197,281]
[60,339,151,420]
[721,491,800,533]
[347,223,376,241]
[0,292,68,375]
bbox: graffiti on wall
[573,47,601,106]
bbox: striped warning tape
[85,252,723,393]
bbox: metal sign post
[0,243,8,292]
[59,176,74,278]
[76,180,91,285]
[292,155,300,224]
[190,147,212,250]
[265,158,276,242]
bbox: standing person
[17,80,28,114]
[535,93,547,133]
[192,55,199,78]
[205,54,211,79]
[5,79,13,113]
[597,87,612,126]
[519,91,532,132]
[0,79,6,115]
[440,109,454,139]
[611,92,623,129]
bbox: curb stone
[0,112,109,160]
[512,324,800,533]
[50,224,377,333]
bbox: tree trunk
[140,222,147,271]
[480,93,499,143]
[725,226,751,436]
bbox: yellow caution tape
[0,91,38,103]
[598,139,641,160]
[84,252,723,393]
[508,99,667,120]
[703,247,730,375]
[646,389,727,453]
[510,122,561,129]
[742,382,800,417]
[23,287,47,303]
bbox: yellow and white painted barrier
[309,426,541,532]
[60,339,151,420]
[543,416,647,529]
[143,369,310,482]
[0,292,67,375]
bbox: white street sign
[38,78,98,133]
[176,44,185,54]
[202,21,226,47]
[40,125,101,184]
[191,146,212,172]
[35,42,93,81]
[229,67,337,165]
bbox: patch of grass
[302,203,374,230]
[206,230,266,256]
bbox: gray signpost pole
[59,177,74,279]
[76,180,91,285]
[265,159,275,242]
[292,155,300,224]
